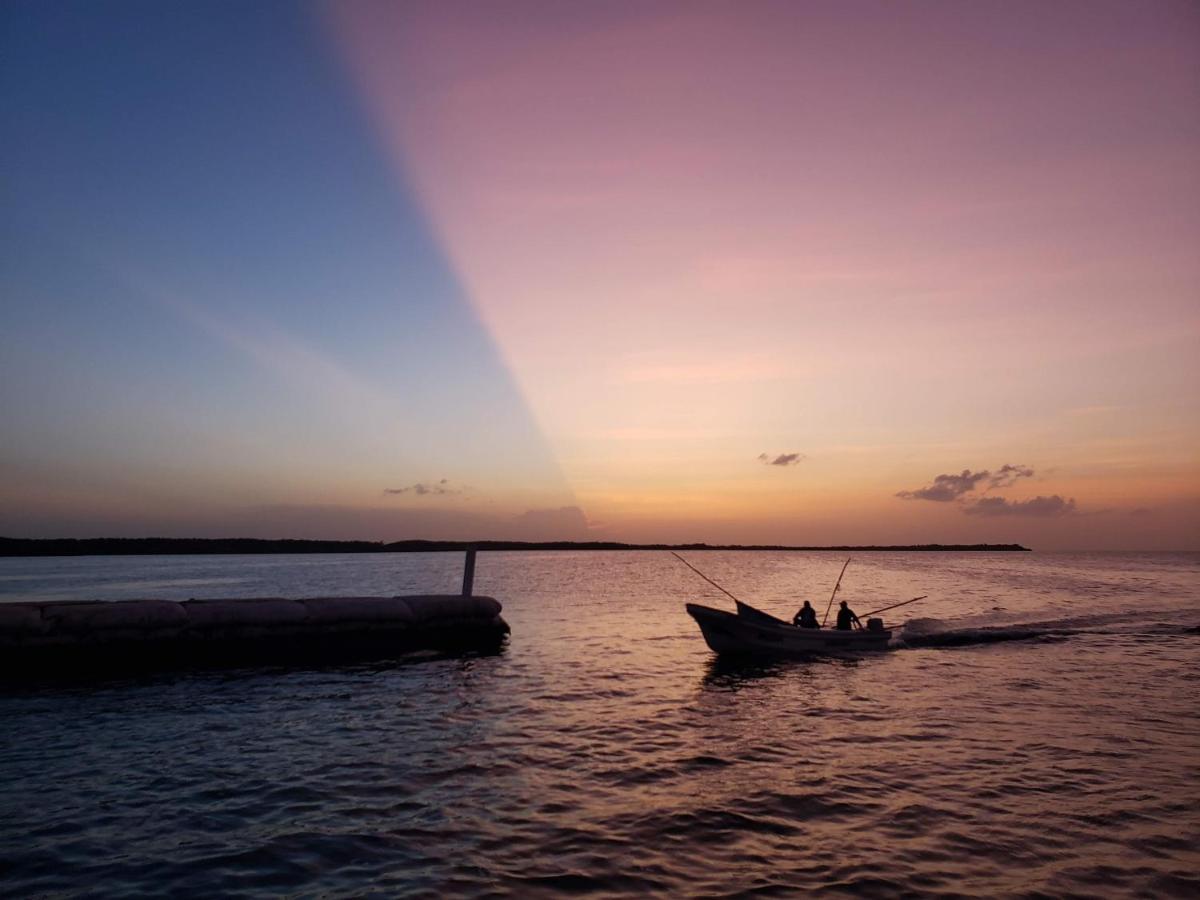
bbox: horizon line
[6,536,1033,557]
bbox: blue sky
[1,1,574,539]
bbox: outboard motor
[867,617,885,632]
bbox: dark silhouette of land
[0,537,1031,557]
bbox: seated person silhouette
[793,600,820,628]
[835,600,862,631]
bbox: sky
[1,0,1197,550]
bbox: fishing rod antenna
[821,557,852,626]
[670,551,744,605]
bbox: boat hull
[686,603,891,656]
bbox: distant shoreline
[0,537,1031,557]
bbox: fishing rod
[670,552,744,605]
[821,558,852,626]
[860,595,928,618]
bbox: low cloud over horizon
[758,452,805,467]
[963,495,1077,517]
[896,469,991,502]
[897,465,1037,502]
[897,465,1075,518]
[384,478,462,497]
[988,465,1035,489]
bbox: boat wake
[893,613,1193,649]
[895,620,1076,648]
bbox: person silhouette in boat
[793,600,820,629]
[835,600,863,631]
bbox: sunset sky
[2,0,1198,549]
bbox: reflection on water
[701,655,789,690]
[1,551,1198,897]
[2,643,511,692]
[700,654,866,693]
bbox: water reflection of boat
[701,652,861,691]
[686,600,892,657]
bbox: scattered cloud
[384,478,461,497]
[896,469,990,501]
[963,495,1077,517]
[988,464,1035,489]
[758,452,805,467]
[898,465,1076,517]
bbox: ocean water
[0,550,1197,898]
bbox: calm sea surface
[1,551,1197,898]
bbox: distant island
[0,537,1031,557]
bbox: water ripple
[1,551,1198,896]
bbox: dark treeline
[0,537,1031,557]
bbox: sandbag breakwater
[0,594,509,677]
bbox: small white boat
[685,600,892,656]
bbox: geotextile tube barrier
[0,595,509,677]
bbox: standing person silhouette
[835,600,862,631]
